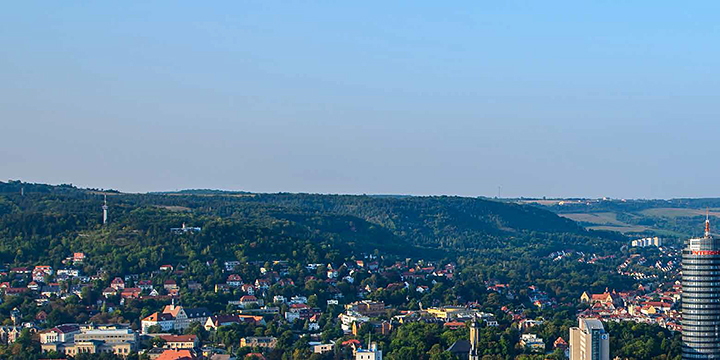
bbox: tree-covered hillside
[0,180,629,299]
[0,181,622,261]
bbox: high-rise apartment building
[569,318,609,360]
[682,216,720,359]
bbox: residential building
[102,287,117,298]
[310,341,334,354]
[520,334,545,352]
[160,265,174,272]
[141,304,210,334]
[0,326,35,345]
[121,287,142,299]
[285,304,321,323]
[138,280,154,291]
[158,334,199,350]
[345,301,385,317]
[32,265,53,281]
[57,269,80,278]
[240,284,254,295]
[232,295,263,309]
[227,275,243,287]
[631,236,662,247]
[240,336,277,349]
[340,312,369,333]
[111,277,125,290]
[204,314,264,331]
[142,312,174,333]
[164,280,179,291]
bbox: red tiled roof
[156,349,195,360]
[143,312,174,322]
[163,305,182,317]
[54,324,80,334]
[159,334,197,343]
[443,322,465,328]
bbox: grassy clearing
[639,208,720,218]
[559,212,625,226]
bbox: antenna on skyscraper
[706,208,711,237]
[705,208,710,237]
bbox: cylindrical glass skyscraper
[682,218,720,359]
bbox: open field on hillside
[559,212,650,234]
[560,212,625,226]
[640,207,720,218]
[586,225,649,233]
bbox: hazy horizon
[5,178,717,201]
[3,2,720,199]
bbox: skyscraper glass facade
[682,230,720,359]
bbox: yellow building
[426,306,471,320]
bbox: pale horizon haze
[2,2,720,198]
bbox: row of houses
[578,282,681,331]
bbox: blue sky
[1,2,719,198]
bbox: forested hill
[232,193,591,248]
[0,181,624,274]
